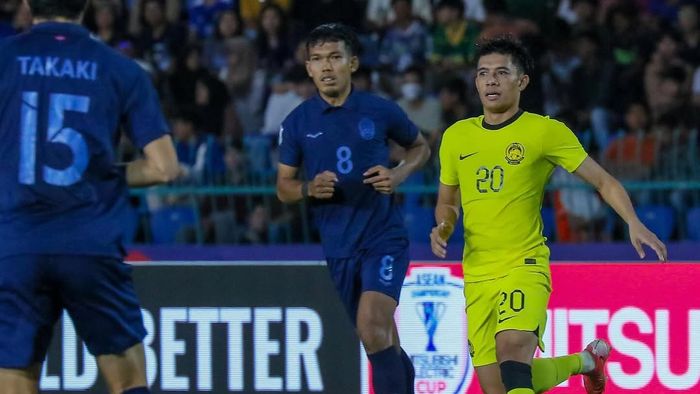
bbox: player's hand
[309,171,338,199]
[628,220,668,261]
[363,165,401,194]
[430,221,454,258]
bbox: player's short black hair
[305,23,361,58]
[28,0,88,19]
[476,36,534,76]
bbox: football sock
[368,346,407,394]
[532,354,583,392]
[501,360,534,393]
[400,348,415,394]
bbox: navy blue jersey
[279,90,419,258]
[0,22,169,258]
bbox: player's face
[306,41,358,99]
[475,53,528,115]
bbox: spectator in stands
[677,2,700,67]
[128,0,180,36]
[84,0,127,47]
[0,0,19,38]
[397,66,443,143]
[240,204,270,244]
[541,20,580,116]
[203,8,245,72]
[172,109,228,184]
[135,0,187,75]
[438,77,470,135]
[430,0,481,71]
[218,37,266,134]
[569,31,614,153]
[261,65,315,136]
[644,30,694,121]
[194,74,243,144]
[558,0,599,35]
[378,0,429,73]
[168,44,211,110]
[366,0,433,30]
[256,4,295,77]
[239,0,291,33]
[604,102,657,181]
[188,0,234,39]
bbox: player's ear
[305,60,313,78]
[350,56,359,73]
[518,74,530,91]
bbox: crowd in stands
[2,0,699,244]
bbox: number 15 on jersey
[19,91,91,186]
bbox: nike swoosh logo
[459,152,478,160]
[306,132,324,138]
[498,316,515,323]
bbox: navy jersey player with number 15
[277,23,430,394]
[0,1,179,393]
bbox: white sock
[580,351,596,373]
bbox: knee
[496,333,536,361]
[356,313,393,353]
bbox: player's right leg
[0,255,62,393]
[465,277,507,393]
[54,255,149,394]
[97,343,149,394]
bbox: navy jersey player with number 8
[277,23,430,394]
[0,1,179,393]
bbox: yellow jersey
[439,111,588,282]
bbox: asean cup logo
[397,266,473,394]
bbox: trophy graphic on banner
[416,301,447,352]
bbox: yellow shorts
[464,265,552,367]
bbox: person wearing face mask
[397,66,443,144]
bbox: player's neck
[319,86,352,107]
[34,16,80,25]
[483,106,521,126]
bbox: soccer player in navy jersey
[0,1,179,393]
[277,23,431,394]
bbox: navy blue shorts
[0,254,146,368]
[326,239,410,323]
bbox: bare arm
[276,164,304,203]
[276,163,338,203]
[363,133,431,194]
[430,182,461,258]
[126,135,180,187]
[574,156,667,260]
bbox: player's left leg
[495,266,552,394]
[357,291,407,394]
[54,255,149,394]
[358,241,414,394]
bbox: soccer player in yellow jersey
[430,37,668,394]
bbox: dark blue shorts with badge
[326,238,410,323]
[0,254,146,368]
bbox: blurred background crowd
[2,0,699,245]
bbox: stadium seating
[686,207,700,241]
[150,205,198,244]
[243,135,276,184]
[636,205,675,241]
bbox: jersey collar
[313,87,360,113]
[32,22,90,37]
[482,109,524,130]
